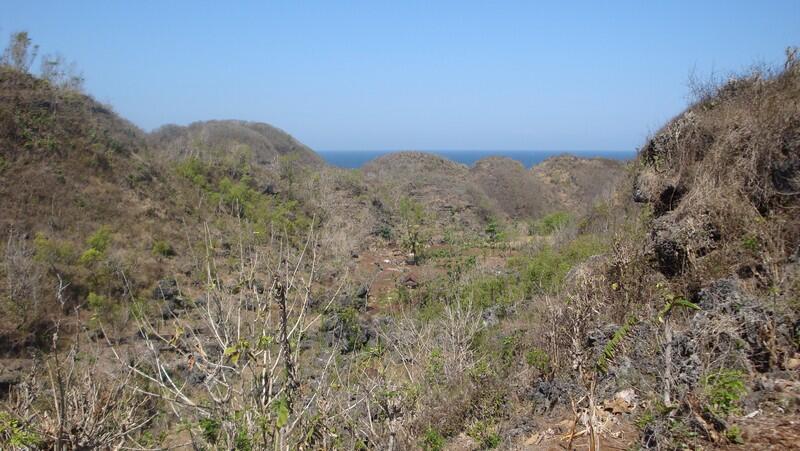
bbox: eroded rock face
[668,278,796,399]
[320,310,376,354]
[0,359,33,398]
[651,222,688,278]
[648,212,721,278]
[527,379,579,415]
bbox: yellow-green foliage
[703,369,747,416]
[79,225,112,266]
[421,427,445,451]
[460,274,524,310]
[485,219,504,242]
[176,157,211,189]
[532,211,571,235]
[0,412,41,448]
[513,234,607,295]
[177,157,309,238]
[467,419,501,449]
[398,196,426,262]
[33,232,75,265]
[525,347,550,372]
[87,291,119,325]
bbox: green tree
[278,153,302,192]
[398,196,425,264]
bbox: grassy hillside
[150,119,324,169]
[1,37,797,450]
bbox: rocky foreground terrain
[0,42,798,450]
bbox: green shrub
[376,225,392,240]
[151,240,175,257]
[462,275,510,309]
[86,291,120,324]
[198,417,221,445]
[525,347,550,372]
[532,211,571,235]
[467,420,501,449]
[177,157,211,188]
[485,219,504,242]
[177,156,311,239]
[426,348,444,383]
[741,233,760,252]
[726,424,744,444]
[86,225,112,253]
[634,410,655,430]
[75,226,113,267]
[501,334,520,366]
[515,234,607,295]
[703,369,747,416]
[421,427,445,451]
[78,247,104,266]
[33,232,75,265]
[0,412,41,448]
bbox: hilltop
[150,119,324,168]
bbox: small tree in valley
[398,196,426,264]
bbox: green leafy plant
[273,397,290,428]
[525,347,550,372]
[634,410,655,430]
[514,234,607,295]
[198,417,221,445]
[79,225,112,266]
[398,196,426,264]
[0,412,41,448]
[703,369,747,416]
[421,427,445,451]
[657,295,700,323]
[467,420,501,449]
[86,225,112,252]
[224,339,252,365]
[501,334,520,366]
[741,233,760,252]
[426,348,444,383]
[375,225,393,240]
[726,424,744,444]
[596,315,637,374]
[485,219,504,242]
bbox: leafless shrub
[107,222,349,449]
[0,231,54,350]
[3,349,153,449]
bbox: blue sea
[318,150,636,169]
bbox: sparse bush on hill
[1,32,38,73]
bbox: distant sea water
[318,150,636,169]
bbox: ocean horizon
[318,149,637,169]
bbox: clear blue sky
[2,1,798,151]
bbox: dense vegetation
[0,32,798,450]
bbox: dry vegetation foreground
[1,34,799,450]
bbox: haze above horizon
[2,1,798,151]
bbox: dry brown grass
[635,50,800,291]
